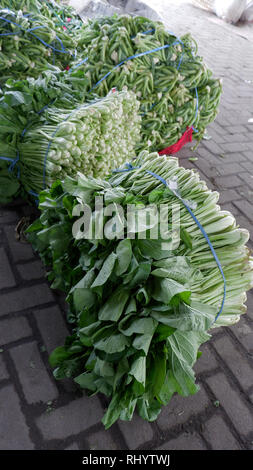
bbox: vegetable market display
[0,2,84,85]
[0,89,141,200]
[27,151,253,429]
[74,14,222,152]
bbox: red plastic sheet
[158,127,193,155]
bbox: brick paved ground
[0,2,253,451]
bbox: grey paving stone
[0,283,54,316]
[241,161,253,172]
[157,387,210,431]
[212,335,253,391]
[193,159,218,179]
[203,415,241,450]
[193,343,218,375]
[216,189,240,205]
[222,143,251,153]
[65,443,80,450]
[215,175,243,189]
[0,316,32,345]
[202,140,223,155]
[4,226,34,262]
[220,203,240,215]
[0,209,19,224]
[229,318,253,354]
[33,305,69,354]
[206,373,253,436]
[17,261,46,281]
[10,341,58,404]
[0,356,8,380]
[216,152,246,163]
[156,433,207,450]
[233,199,253,223]
[216,163,244,176]
[37,395,103,439]
[87,430,119,450]
[0,385,34,449]
[0,247,16,289]
[118,413,153,449]
[246,291,253,321]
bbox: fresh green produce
[0,7,77,84]
[73,14,222,151]
[27,151,253,428]
[0,89,140,198]
[1,0,84,34]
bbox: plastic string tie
[112,162,141,173]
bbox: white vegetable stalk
[18,90,141,193]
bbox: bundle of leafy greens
[73,14,222,151]
[27,151,253,428]
[1,0,84,33]
[0,89,140,201]
[0,6,80,85]
[0,68,90,204]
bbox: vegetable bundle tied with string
[15,89,141,194]
[74,14,222,151]
[0,7,77,84]
[27,151,253,429]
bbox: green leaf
[91,252,117,288]
[73,288,96,311]
[49,346,74,368]
[119,317,157,337]
[137,239,172,260]
[128,261,151,288]
[157,372,175,405]
[137,397,162,422]
[120,398,137,421]
[102,392,124,429]
[94,333,130,355]
[151,301,216,331]
[4,91,33,106]
[115,238,132,275]
[180,227,192,249]
[74,371,97,392]
[132,334,154,355]
[154,324,176,342]
[98,287,129,322]
[166,331,210,397]
[148,350,167,398]
[152,277,191,305]
[129,356,146,391]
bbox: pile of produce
[0,4,82,85]
[0,89,141,201]
[27,151,253,428]
[73,14,222,151]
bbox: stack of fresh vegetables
[1,0,84,36]
[27,151,253,428]
[73,14,222,151]
[0,5,80,84]
[0,89,141,201]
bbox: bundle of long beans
[74,14,222,151]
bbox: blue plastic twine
[112,162,141,173]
